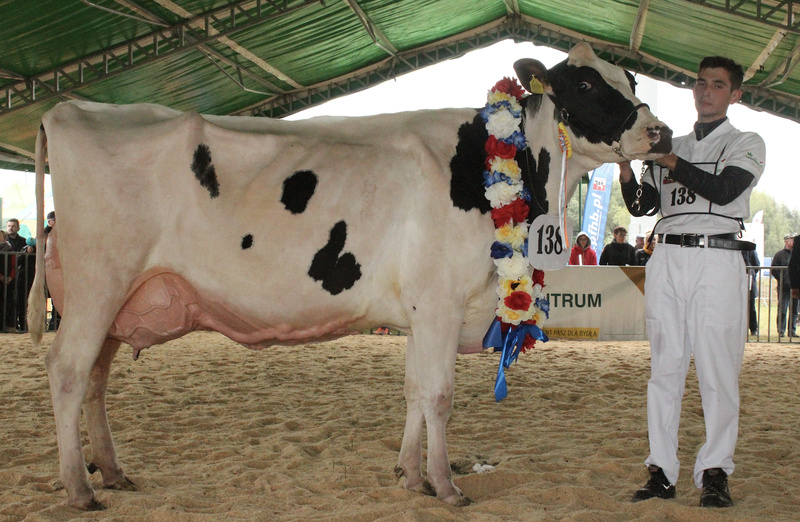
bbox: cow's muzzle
[647,124,673,154]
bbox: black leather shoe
[632,465,676,502]
[699,468,733,508]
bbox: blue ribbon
[483,318,548,402]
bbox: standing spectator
[16,238,36,332]
[634,235,645,250]
[0,230,16,332]
[3,219,26,332]
[5,218,26,251]
[599,226,636,266]
[790,234,800,302]
[635,231,656,266]
[619,55,765,507]
[742,248,760,336]
[771,234,797,338]
[44,211,60,331]
[569,232,598,265]
[45,211,55,235]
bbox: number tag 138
[528,215,572,270]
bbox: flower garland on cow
[480,78,550,402]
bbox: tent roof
[3,0,800,170]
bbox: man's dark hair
[613,226,627,235]
[699,56,744,91]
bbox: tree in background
[749,191,800,257]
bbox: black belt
[658,233,755,251]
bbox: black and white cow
[29,43,671,510]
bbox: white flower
[485,181,523,208]
[494,253,529,279]
[486,110,520,140]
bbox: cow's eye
[578,82,591,91]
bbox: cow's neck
[521,95,601,221]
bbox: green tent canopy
[2,0,799,170]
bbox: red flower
[504,291,532,311]
[491,77,526,101]
[491,199,529,227]
[532,269,545,287]
[521,335,537,353]
[485,135,518,159]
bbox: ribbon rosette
[480,77,550,401]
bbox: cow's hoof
[52,479,64,491]
[425,480,471,506]
[68,497,107,511]
[104,475,136,491]
[395,465,426,493]
[443,493,473,507]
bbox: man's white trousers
[643,243,747,488]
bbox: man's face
[788,238,795,250]
[614,231,627,244]
[6,221,18,236]
[693,67,742,123]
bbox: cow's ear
[514,59,552,95]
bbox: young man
[598,226,636,266]
[618,56,766,508]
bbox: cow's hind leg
[395,335,429,494]
[45,324,114,510]
[84,338,135,491]
[404,313,470,506]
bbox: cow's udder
[108,271,357,359]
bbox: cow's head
[514,43,672,162]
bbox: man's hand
[618,161,634,183]
[793,288,799,299]
[655,153,678,170]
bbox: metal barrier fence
[748,264,797,343]
[0,250,794,342]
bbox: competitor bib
[528,215,571,270]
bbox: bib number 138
[528,215,571,270]
[536,223,564,255]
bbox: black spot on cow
[281,170,318,214]
[308,221,362,295]
[449,112,491,214]
[241,234,253,249]
[527,147,551,220]
[545,61,638,146]
[191,144,220,199]
[449,102,543,221]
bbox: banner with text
[582,163,615,249]
[542,266,646,341]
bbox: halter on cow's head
[514,43,672,163]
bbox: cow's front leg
[45,325,108,510]
[409,314,470,506]
[83,338,135,492]
[395,335,428,493]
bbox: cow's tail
[28,124,47,348]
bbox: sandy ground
[1,331,799,521]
